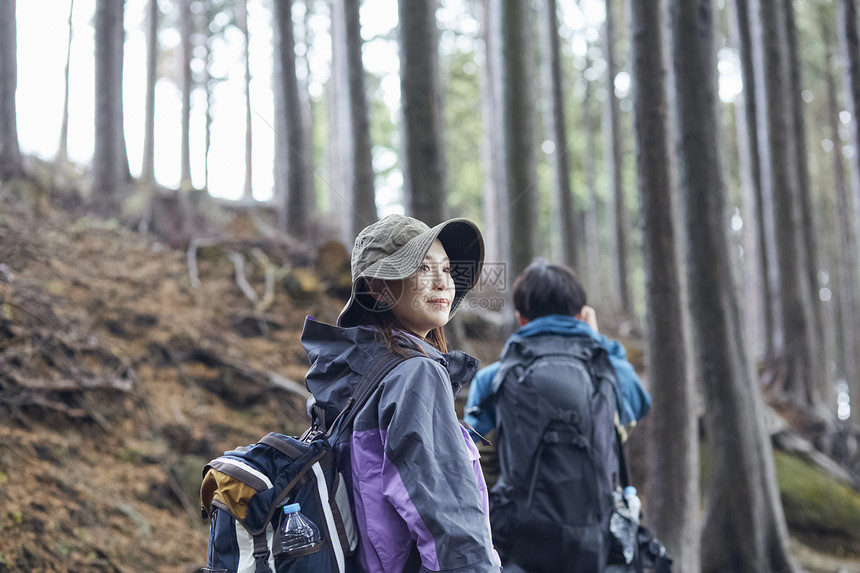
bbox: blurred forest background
[2,0,860,571]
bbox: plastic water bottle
[609,487,641,564]
[280,503,321,553]
[624,486,641,526]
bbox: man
[464,259,652,572]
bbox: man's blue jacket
[464,314,652,438]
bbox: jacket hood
[301,317,479,426]
[514,314,628,360]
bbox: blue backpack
[200,352,414,573]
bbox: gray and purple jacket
[301,317,501,573]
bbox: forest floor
[1,177,860,572]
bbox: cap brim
[337,218,484,328]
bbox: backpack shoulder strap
[326,350,421,442]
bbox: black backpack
[486,334,670,573]
[200,351,416,573]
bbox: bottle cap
[283,503,301,514]
[624,486,637,496]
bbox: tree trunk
[672,1,800,571]
[478,0,504,270]
[539,0,576,270]
[92,0,127,215]
[603,0,631,316]
[825,28,860,417]
[274,0,311,238]
[398,0,447,226]
[499,0,537,279]
[57,0,75,166]
[834,0,860,423]
[179,0,193,191]
[326,0,350,243]
[239,0,252,201]
[0,0,21,180]
[729,0,774,362]
[752,0,819,409]
[343,0,377,239]
[141,0,157,185]
[629,1,699,570]
[582,59,601,299]
[784,0,824,400]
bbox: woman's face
[384,239,455,338]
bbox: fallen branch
[227,250,260,304]
[251,247,276,313]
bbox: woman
[300,214,501,573]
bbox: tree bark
[603,0,631,316]
[539,0,576,270]
[179,0,193,191]
[326,0,350,243]
[729,0,774,362]
[582,57,601,299]
[824,16,860,418]
[240,0,253,201]
[343,0,377,239]
[57,0,75,166]
[274,0,311,238]
[0,0,21,180]
[835,0,860,423]
[398,0,448,226]
[671,1,800,571]
[629,1,699,570]
[141,0,157,185]
[499,0,537,279]
[784,0,824,400]
[92,0,127,215]
[478,0,504,270]
[752,0,819,409]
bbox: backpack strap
[252,532,271,573]
[326,350,421,443]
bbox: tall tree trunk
[823,13,860,415]
[752,0,819,409]
[539,0,576,270]
[729,0,774,362]
[629,1,699,570]
[57,0,75,166]
[582,59,601,298]
[274,0,311,238]
[784,0,824,400]
[179,0,193,191]
[204,32,213,193]
[478,0,503,270]
[672,1,800,571]
[398,0,447,226]
[343,0,377,239]
[92,0,127,215]
[0,0,21,180]
[835,0,860,422]
[141,0,157,185]
[327,0,350,243]
[300,0,316,216]
[240,0,253,201]
[603,0,631,316]
[499,0,537,279]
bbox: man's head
[513,259,587,323]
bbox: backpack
[199,351,415,573]
[486,334,670,573]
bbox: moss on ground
[775,450,860,558]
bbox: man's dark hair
[512,259,587,321]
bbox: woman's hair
[513,259,587,321]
